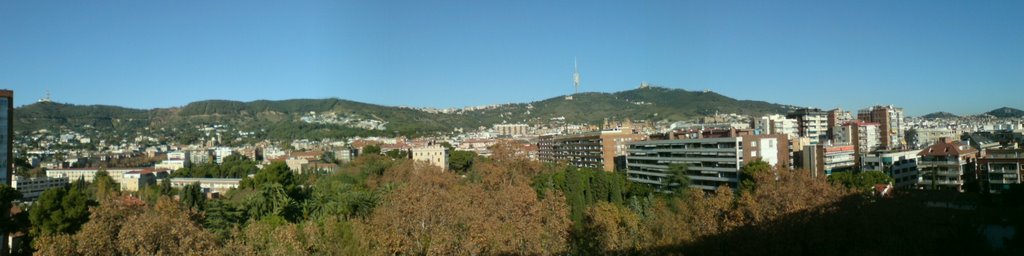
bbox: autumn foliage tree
[361,144,571,255]
[34,196,219,256]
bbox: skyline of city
[5,2,1024,255]
[2,0,1022,116]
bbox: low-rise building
[412,143,449,171]
[333,148,358,163]
[45,168,169,192]
[121,168,169,192]
[155,151,190,170]
[11,176,69,201]
[285,158,310,173]
[169,178,241,194]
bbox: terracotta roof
[918,140,978,157]
[874,184,893,197]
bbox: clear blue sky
[2,0,1022,116]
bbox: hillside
[15,102,152,132]
[986,107,1024,118]
[920,112,958,119]
[14,87,794,139]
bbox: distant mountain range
[14,87,794,139]
[915,108,1024,119]
[920,112,959,119]
[15,87,1022,140]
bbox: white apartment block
[11,176,69,200]
[625,134,789,192]
[862,150,920,189]
[493,124,530,137]
[214,147,234,163]
[46,168,168,192]
[753,115,799,139]
[170,178,241,194]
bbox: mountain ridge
[985,107,1024,118]
[11,87,797,140]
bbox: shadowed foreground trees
[20,151,1022,255]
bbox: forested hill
[14,86,795,138]
[986,107,1024,118]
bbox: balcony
[919,160,964,166]
[918,179,963,186]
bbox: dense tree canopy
[172,154,259,178]
[29,182,92,236]
[18,150,1022,255]
[828,170,895,193]
[448,150,477,174]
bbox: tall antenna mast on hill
[574,57,580,96]
[39,90,52,103]
[566,57,580,100]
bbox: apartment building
[538,129,647,172]
[753,114,799,139]
[493,124,529,137]
[787,108,829,144]
[857,105,905,149]
[835,120,882,167]
[11,176,69,200]
[862,150,920,189]
[46,168,169,192]
[827,108,853,141]
[800,144,856,177]
[979,148,1023,194]
[625,130,789,191]
[917,138,978,191]
[906,128,957,150]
